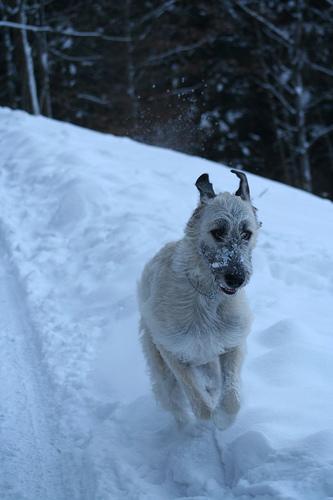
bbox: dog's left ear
[231,169,250,202]
[195,173,216,202]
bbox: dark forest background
[1,0,332,198]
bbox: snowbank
[0,108,332,499]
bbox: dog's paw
[212,389,241,430]
[193,360,222,402]
[212,407,236,430]
[222,389,241,415]
[204,384,220,409]
[191,397,213,421]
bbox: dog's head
[186,170,260,295]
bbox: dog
[138,170,260,429]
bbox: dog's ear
[231,169,250,202]
[195,173,216,202]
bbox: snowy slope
[0,107,332,500]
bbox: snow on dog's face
[186,171,260,295]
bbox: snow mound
[0,108,332,499]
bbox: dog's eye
[242,230,252,241]
[211,228,225,241]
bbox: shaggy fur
[138,171,260,428]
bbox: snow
[0,240,75,499]
[0,107,332,500]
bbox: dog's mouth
[219,285,238,295]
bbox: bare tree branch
[308,124,333,148]
[308,60,333,78]
[137,0,176,26]
[77,93,111,106]
[0,20,130,42]
[50,47,102,62]
[255,79,296,115]
[143,37,215,66]
[232,0,290,46]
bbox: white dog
[138,170,260,428]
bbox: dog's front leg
[192,359,222,410]
[157,345,219,420]
[213,344,245,430]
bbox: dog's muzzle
[216,269,247,296]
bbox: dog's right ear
[195,173,216,203]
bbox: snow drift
[0,108,332,500]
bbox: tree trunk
[37,0,52,116]
[294,0,312,191]
[255,22,290,185]
[295,71,312,191]
[125,0,139,134]
[3,25,16,107]
[20,4,40,115]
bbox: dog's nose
[224,272,245,288]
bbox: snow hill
[0,107,332,500]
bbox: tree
[0,0,332,197]
[232,0,333,192]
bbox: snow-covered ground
[0,107,332,500]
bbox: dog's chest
[163,296,246,364]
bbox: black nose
[224,272,245,288]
